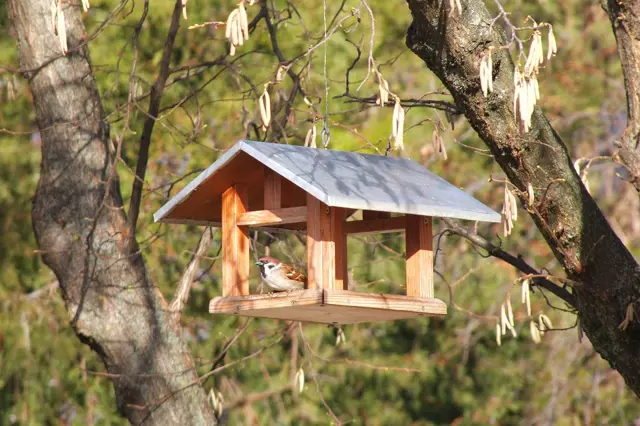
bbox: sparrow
[255,256,306,291]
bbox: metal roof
[154,140,501,223]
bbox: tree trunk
[601,0,640,193]
[405,0,640,395]
[8,0,215,423]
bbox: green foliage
[1,0,639,424]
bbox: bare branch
[128,0,183,239]
[442,218,576,307]
[169,227,215,318]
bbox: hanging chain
[321,0,331,148]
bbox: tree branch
[128,0,183,238]
[442,218,576,307]
[602,0,640,193]
[169,227,215,319]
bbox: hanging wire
[321,0,331,148]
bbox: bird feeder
[154,141,500,324]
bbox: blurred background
[1,0,639,424]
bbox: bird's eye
[266,264,275,270]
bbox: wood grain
[306,194,334,289]
[237,206,307,227]
[405,215,434,298]
[306,195,322,289]
[344,216,407,235]
[332,207,348,290]
[222,184,250,296]
[263,168,282,209]
[209,289,447,324]
[362,210,392,220]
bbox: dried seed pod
[508,187,518,221]
[530,320,541,344]
[432,129,440,152]
[496,323,502,346]
[547,25,557,60]
[532,76,540,101]
[522,279,531,316]
[524,31,543,75]
[294,368,305,394]
[480,57,488,97]
[381,78,389,106]
[377,77,390,107]
[304,124,317,148]
[540,314,553,330]
[234,8,243,46]
[239,2,249,40]
[439,136,447,160]
[391,96,401,138]
[394,100,404,150]
[225,9,238,40]
[258,85,271,131]
[527,183,535,208]
[225,8,243,53]
[506,297,514,328]
[500,303,508,335]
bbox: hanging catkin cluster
[478,21,558,133]
[372,68,405,151]
[258,83,271,132]
[391,95,405,151]
[304,123,317,148]
[376,72,390,107]
[501,184,518,236]
[225,1,253,56]
[431,128,447,160]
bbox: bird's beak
[255,261,263,266]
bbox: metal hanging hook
[321,0,330,149]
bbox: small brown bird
[255,256,306,291]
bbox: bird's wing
[283,265,306,284]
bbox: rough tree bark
[8,0,215,424]
[405,0,640,395]
[602,0,640,193]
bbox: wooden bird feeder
[154,141,501,324]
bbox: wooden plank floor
[209,289,447,324]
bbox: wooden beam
[362,210,391,220]
[344,216,406,235]
[237,206,307,227]
[264,168,282,209]
[222,184,250,297]
[405,215,433,298]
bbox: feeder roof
[154,140,501,224]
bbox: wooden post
[222,184,249,296]
[307,194,347,290]
[332,207,348,290]
[306,194,330,289]
[264,168,282,209]
[405,215,434,298]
